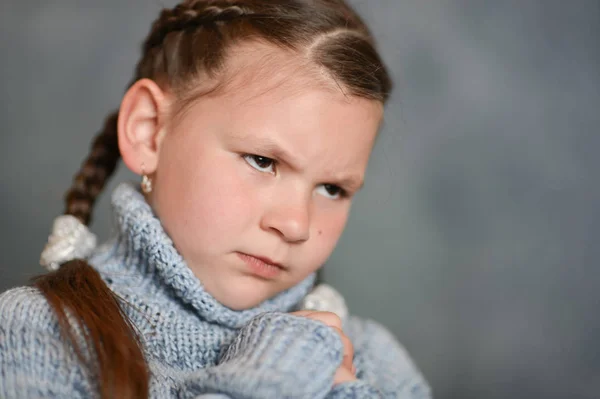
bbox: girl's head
[39,1,391,397]
[115,0,392,309]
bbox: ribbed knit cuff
[181,312,344,398]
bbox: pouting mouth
[237,252,286,270]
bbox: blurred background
[1,1,599,398]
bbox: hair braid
[34,110,143,399]
[64,111,120,225]
[133,2,255,86]
[143,3,249,54]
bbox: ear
[118,78,169,176]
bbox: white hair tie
[300,283,349,322]
[39,215,97,271]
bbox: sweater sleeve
[0,287,93,399]
[324,316,432,399]
[179,312,346,399]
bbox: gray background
[1,1,599,398]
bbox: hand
[291,311,357,385]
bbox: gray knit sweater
[0,183,431,398]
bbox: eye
[243,154,276,174]
[316,184,347,200]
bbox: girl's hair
[33,1,392,398]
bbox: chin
[216,279,281,311]
[223,294,269,311]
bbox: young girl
[0,1,430,398]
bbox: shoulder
[345,315,415,365]
[0,286,61,334]
[345,315,432,398]
[0,286,91,398]
[345,316,398,344]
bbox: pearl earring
[141,164,153,194]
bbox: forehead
[216,41,383,126]
[173,41,383,171]
[217,41,340,102]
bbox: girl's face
[149,51,383,310]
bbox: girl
[0,1,431,398]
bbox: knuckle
[298,310,342,328]
[319,311,342,327]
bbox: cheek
[307,209,349,264]
[188,171,250,244]
[154,142,256,251]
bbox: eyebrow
[338,176,364,192]
[230,133,365,192]
[250,137,299,167]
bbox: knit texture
[0,182,431,398]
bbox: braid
[36,114,146,399]
[64,111,120,225]
[142,3,250,55]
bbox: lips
[236,252,286,278]
[248,254,284,269]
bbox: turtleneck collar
[92,182,315,329]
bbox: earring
[141,163,153,194]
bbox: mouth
[236,252,286,279]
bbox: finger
[333,365,357,386]
[289,310,319,317]
[298,311,343,330]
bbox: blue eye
[316,184,346,199]
[243,154,276,174]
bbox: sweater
[0,182,431,398]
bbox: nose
[260,196,311,243]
